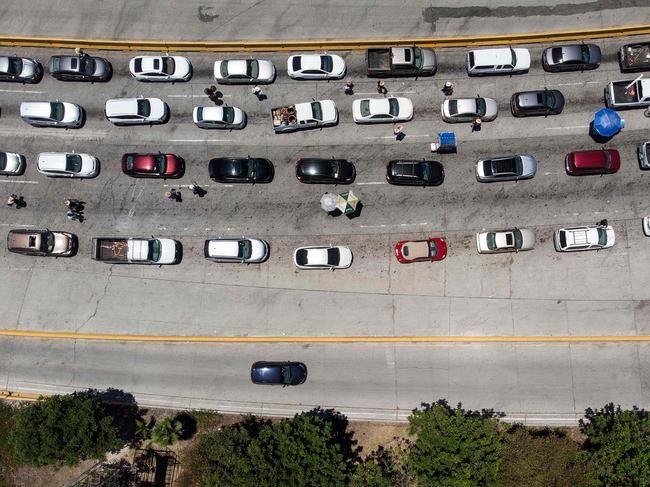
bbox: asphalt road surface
[1,37,650,422]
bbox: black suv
[510,89,564,117]
[295,158,356,184]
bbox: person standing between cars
[252,85,263,100]
[6,194,16,207]
[344,79,354,95]
[442,81,454,95]
[64,199,84,212]
[394,123,405,141]
[472,118,482,132]
[377,80,388,96]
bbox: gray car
[475,155,537,182]
[48,54,112,81]
[510,89,564,117]
[542,44,601,72]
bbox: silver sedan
[476,228,535,254]
[475,155,537,182]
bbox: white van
[466,47,530,76]
[20,101,83,128]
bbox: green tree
[0,402,17,487]
[579,403,650,486]
[151,416,183,447]
[8,392,122,467]
[351,442,411,487]
[407,399,504,487]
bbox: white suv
[467,47,530,76]
[20,101,83,128]
[105,97,168,125]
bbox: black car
[386,160,444,186]
[251,361,307,386]
[542,44,601,72]
[510,89,564,117]
[0,56,42,83]
[295,158,356,184]
[48,54,112,82]
[208,157,274,183]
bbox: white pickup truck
[92,237,181,264]
[605,78,650,109]
[271,100,337,133]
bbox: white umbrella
[320,192,338,212]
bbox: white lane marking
[168,94,231,98]
[0,89,44,94]
[365,134,430,140]
[168,139,232,143]
[544,172,553,175]
[545,125,588,130]
[359,222,428,228]
[355,181,386,185]
[0,129,108,139]
[0,180,38,184]
[353,91,417,95]
[163,183,214,188]
[0,223,37,227]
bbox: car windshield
[79,56,95,75]
[65,154,82,173]
[475,98,486,116]
[148,239,161,261]
[327,248,340,266]
[247,60,259,78]
[330,160,340,178]
[413,47,423,68]
[486,233,497,250]
[137,99,151,117]
[311,102,322,121]
[428,240,438,256]
[420,162,430,180]
[514,229,523,248]
[597,227,608,246]
[320,55,333,72]
[559,231,567,249]
[0,152,6,170]
[222,106,235,123]
[161,57,175,75]
[220,61,229,78]
[552,47,563,64]
[360,100,371,117]
[295,249,308,265]
[7,57,22,75]
[580,44,590,63]
[42,232,55,252]
[50,102,65,121]
[124,155,134,170]
[388,98,399,116]
[153,155,166,174]
[604,151,612,171]
[238,240,252,259]
[510,47,517,66]
[281,366,291,384]
[448,100,458,115]
[543,91,555,108]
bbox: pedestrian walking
[393,123,405,141]
[64,199,84,212]
[471,118,482,132]
[252,85,263,100]
[166,188,182,202]
[344,79,354,95]
[66,211,84,222]
[376,80,388,95]
[189,182,206,197]
[442,81,454,95]
[6,194,16,207]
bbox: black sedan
[542,44,601,72]
[386,159,444,186]
[295,158,356,184]
[208,157,274,183]
[48,54,112,82]
[251,361,307,386]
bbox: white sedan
[352,97,413,123]
[37,152,99,178]
[214,59,275,84]
[554,224,615,252]
[204,238,269,263]
[476,228,535,254]
[129,55,192,81]
[441,97,498,123]
[105,97,168,126]
[0,152,26,176]
[293,245,352,270]
[287,54,346,80]
[193,106,246,129]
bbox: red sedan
[121,153,184,178]
[394,238,447,263]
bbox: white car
[441,97,498,123]
[204,238,269,263]
[193,106,246,129]
[293,245,352,270]
[129,55,192,81]
[554,224,615,252]
[37,152,99,178]
[0,152,26,176]
[214,59,275,84]
[20,101,83,128]
[287,54,346,80]
[105,97,168,125]
[352,97,413,123]
[476,228,535,254]
[467,47,531,76]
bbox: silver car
[476,228,535,254]
[475,155,537,182]
[48,54,111,81]
[542,44,601,72]
[0,56,42,83]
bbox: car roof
[226,59,248,75]
[198,106,226,121]
[471,48,513,65]
[569,149,619,169]
[402,241,430,259]
[106,98,138,115]
[368,98,390,113]
[20,101,52,117]
[207,239,240,257]
[7,229,43,250]
[516,91,546,108]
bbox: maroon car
[121,153,184,178]
[565,149,620,176]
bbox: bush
[351,442,411,487]
[0,402,17,487]
[8,391,122,467]
[407,399,504,487]
[151,417,183,447]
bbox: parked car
[214,59,275,84]
[619,42,650,73]
[565,149,620,176]
[510,89,565,117]
[466,47,530,76]
[287,54,346,79]
[37,152,99,178]
[295,158,355,184]
[193,106,246,129]
[20,101,83,128]
[293,245,352,269]
[441,97,497,123]
[7,229,77,257]
[386,159,444,186]
[554,224,615,252]
[121,153,184,178]
[542,43,601,72]
[0,56,42,83]
[475,155,537,182]
[0,152,26,176]
[105,97,168,125]
[129,55,191,81]
[251,361,307,386]
[204,238,269,263]
[48,54,111,81]
[394,238,447,263]
[352,97,413,123]
[476,228,535,254]
[366,47,437,77]
[208,157,274,183]
[638,141,650,169]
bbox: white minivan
[467,47,530,76]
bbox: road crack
[76,268,113,332]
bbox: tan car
[7,229,77,257]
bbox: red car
[394,238,447,263]
[121,153,184,178]
[565,149,620,176]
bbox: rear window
[137,99,151,117]
[311,102,322,121]
[321,56,332,72]
[468,52,475,68]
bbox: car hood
[164,155,183,175]
[157,239,179,264]
[519,155,537,177]
[518,228,536,250]
[147,98,167,119]
[20,58,38,77]
[329,54,347,77]
[513,48,531,69]
[257,60,275,80]
[420,48,437,70]
[250,239,268,260]
[337,246,353,267]
[92,57,110,77]
[483,98,498,118]
[318,99,338,122]
[61,103,81,123]
[52,232,74,254]
[172,56,191,77]
[3,153,22,172]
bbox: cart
[430,132,457,153]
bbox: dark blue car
[251,361,307,386]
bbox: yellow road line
[0,25,649,52]
[1,329,650,343]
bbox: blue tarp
[593,108,623,137]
